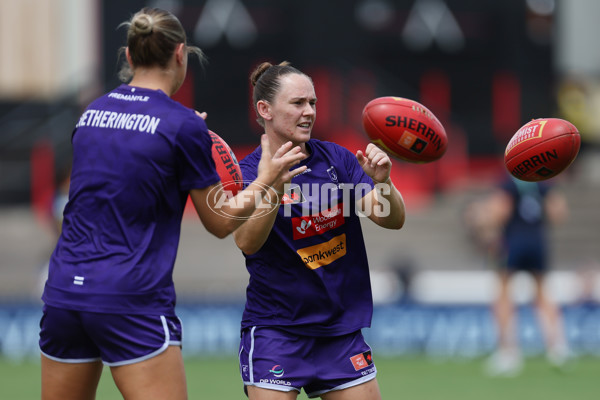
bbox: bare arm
[233,165,306,254]
[486,189,513,229]
[232,187,281,254]
[356,143,405,229]
[360,179,405,229]
[545,189,569,225]
[190,135,306,238]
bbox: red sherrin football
[209,130,243,196]
[504,118,580,182]
[362,96,448,163]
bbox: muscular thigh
[41,355,103,400]
[321,378,381,400]
[246,385,299,400]
[110,345,187,400]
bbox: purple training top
[240,139,375,336]
[42,84,220,315]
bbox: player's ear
[257,100,272,121]
[174,43,185,65]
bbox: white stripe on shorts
[40,351,101,364]
[248,326,257,384]
[104,315,171,367]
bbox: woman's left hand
[356,143,392,184]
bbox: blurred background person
[483,175,570,376]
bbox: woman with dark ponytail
[234,61,406,400]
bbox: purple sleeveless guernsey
[42,84,220,315]
[240,139,375,336]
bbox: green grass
[2,356,599,399]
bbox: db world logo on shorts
[260,364,291,386]
[205,180,279,220]
[269,364,284,378]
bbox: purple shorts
[39,305,182,366]
[238,327,377,398]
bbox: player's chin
[294,126,312,139]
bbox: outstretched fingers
[369,151,388,167]
[365,143,391,166]
[357,143,392,183]
[288,165,308,179]
[257,135,307,186]
[279,147,305,166]
[268,138,306,169]
[272,140,295,158]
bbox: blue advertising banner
[1,303,599,361]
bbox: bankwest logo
[292,204,345,240]
[296,234,346,270]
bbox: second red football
[504,118,580,181]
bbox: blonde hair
[117,7,205,82]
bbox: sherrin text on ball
[209,130,243,195]
[361,96,448,163]
[504,118,580,182]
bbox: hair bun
[250,62,273,87]
[132,14,153,35]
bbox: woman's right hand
[256,134,307,190]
